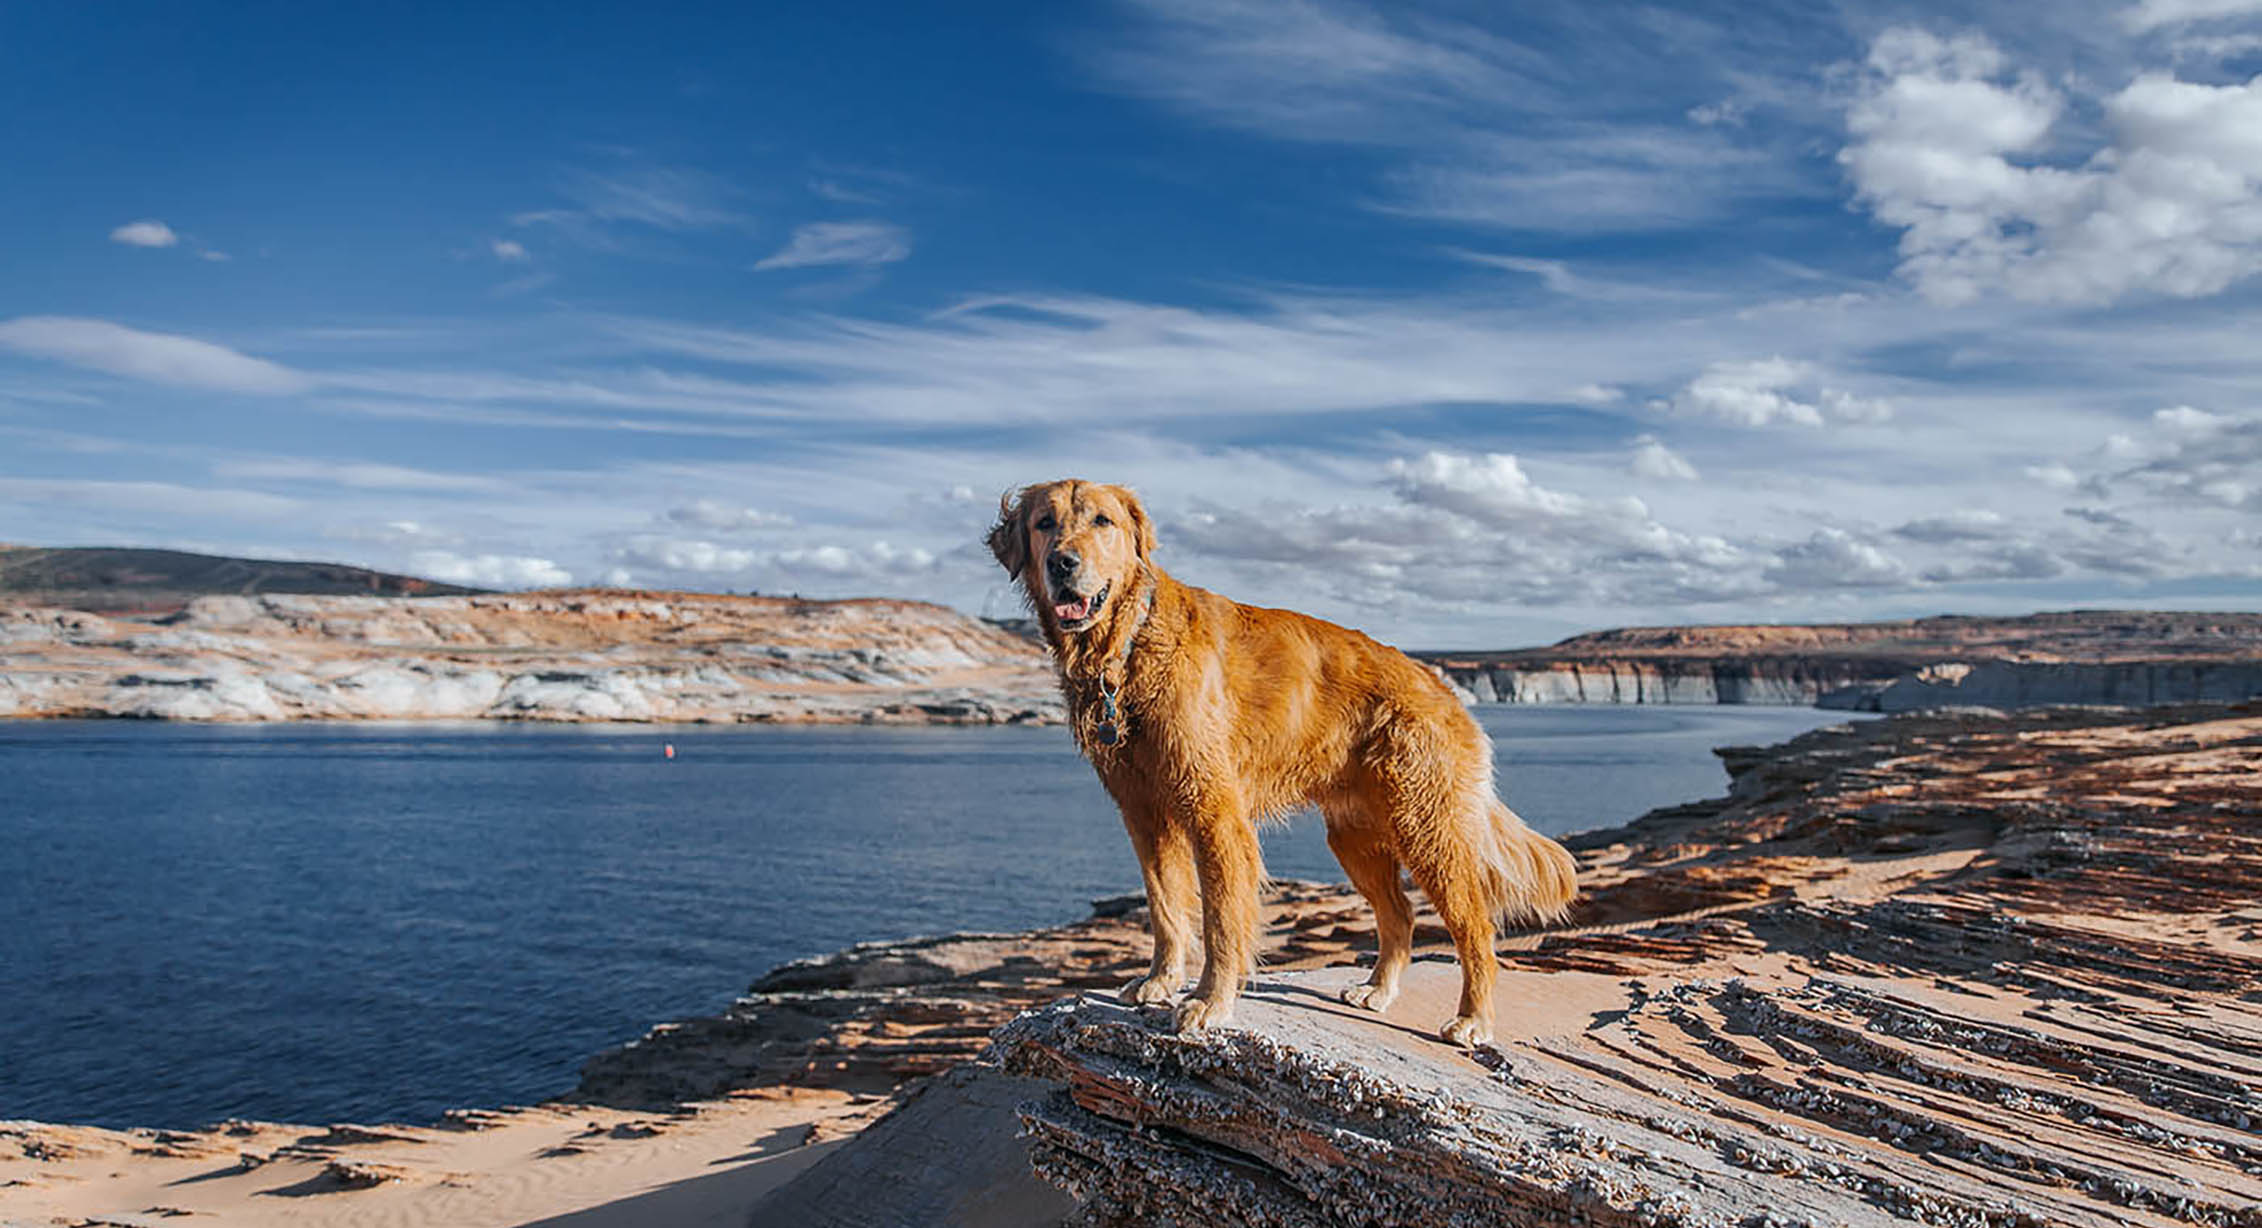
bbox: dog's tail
[1478,797,1579,928]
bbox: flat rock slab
[999,950,2262,1227]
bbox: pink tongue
[1053,596,1091,622]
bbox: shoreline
[6,701,2258,1225]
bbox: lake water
[0,706,1854,1130]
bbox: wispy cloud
[491,239,530,262]
[0,477,302,521]
[510,160,751,250]
[2122,0,2262,32]
[1083,0,1825,231]
[211,458,507,492]
[0,316,310,394]
[754,221,912,271]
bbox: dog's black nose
[1046,550,1080,581]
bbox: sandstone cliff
[0,590,1061,724]
[1422,609,2262,710]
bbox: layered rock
[1821,657,2262,712]
[1423,610,2262,710]
[0,591,1061,724]
[989,703,2262,1225]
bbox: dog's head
[987,480,1155,635]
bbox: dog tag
[1096,686,1124,746]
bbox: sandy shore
[0,1090,887,1228]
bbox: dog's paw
[1120,973,1179,1006]
[1341,981,1399,1012]
[1173,995,1234,1033]
[1439,1014,1493,1048]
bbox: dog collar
[1095,579,1155,746]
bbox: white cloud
[1166,449,1972,612]
[754,221,911,271]
[2154,405,2226,432]
[774,540,936,577]
[1842,27,2262,305]
[1763,528,1912,589]
[1628,435,1699,481]
[2098,410,2262,508]
[1673,357,1891,427]
[407,550,571,588]
[0,316,310,394]
[663,499,794,532]
[615,537,760,574]
[2123,0,2262,32]
[1919,542,2066,581]
[491,239,530,262]
[110,220,178,248]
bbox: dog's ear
[987,486,1032,580]
[1120,487,1157,560]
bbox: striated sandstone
[0,590,1062,724]
[1422,610,2262,709]
[990,702,2262,1226]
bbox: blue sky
[5,0,2262,646]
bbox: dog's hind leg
[1120,810,1196,1006]
[1324,809,1412,1013]
[1400,835,1500,1047]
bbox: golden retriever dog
[989,479,1577,1046]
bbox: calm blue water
[0,706,1852,1129]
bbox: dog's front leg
[1174,797,1261,1033]
[1120,810,1195,1006]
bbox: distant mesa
[1415,609,2262,711]
[0,545,490,617]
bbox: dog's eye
[1035,514,1056,532]
[1093,514,1112,527]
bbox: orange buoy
[664,743,675,759]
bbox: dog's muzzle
[1050,580,1110,630]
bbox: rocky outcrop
[1424,610,2262,710]
[0,591,1062,724]
[1820,657,2262,712]
[574,882,1389,1108]
[989,702,2262,1225]
[1446,658,1883,705]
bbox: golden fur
[989,479,1578,1046]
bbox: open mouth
[1050,580,1110,630]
